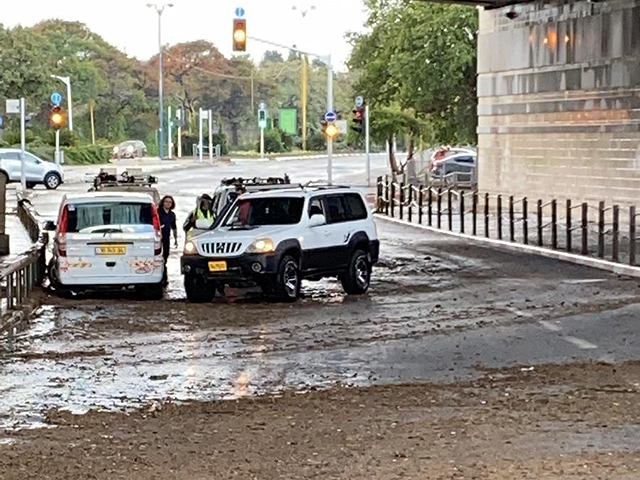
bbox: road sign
[355,96,364,108]
[6,99,20,114]
[324,111,337,123]
[51,92,62,106]
[201,110,209,120]
[235,7,245,17]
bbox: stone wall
[478,0,640,204]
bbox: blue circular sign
[51,92,62,106]
[235,7,245,17]
[324,111,337,123]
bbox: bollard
[566,199,572,253]
[408,185,413,223]
[597,201,605,258]
[551,200,558,250]
[497,195,502,240]
[523,197,528,245]
[612,205,619,262]
[630,206,636,266]
[399,183,404,220]
[390,182,395,218]
[472,192,478,236]
[484,193,490,238]
[537,199,543,247]
[509,195,515,242]
[437,188,442,229]
[418,187,424,224]
[448,188,453,231]
[428,188,433,226]
[581,203,588,255]
[460,191,465,234]
[376,176,382,211]
[385,176,390,215]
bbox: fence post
[537,199,543,247]
[385,176,390,215]
[484,193,489,238]
[630,206,636,266]
[497,195,502,240]
[418,187,424,225]
[523,197,528,245]
[428,188,433,227]
[612,205,619,262]
[7,272,13,309]
[399,182,404,220]
[566,199,572,253]
[509,195,515,242]
[460,191,465,234]
[390,182,395,218]
[551,200,557,250]
[408,185,413,223]
[598,201,605,258]
[472,192,478,236]
[437,188,442,229]
[448,188,453,231]
[581,203,588,255]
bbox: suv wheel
[184,274,214,303]
[340,249,372,295]
[44,172,61,190]
[274,255,300,302]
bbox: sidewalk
[0,209,36,270]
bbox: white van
[47,192,164,299]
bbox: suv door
[24,153,46,181]
[0,152,22,181]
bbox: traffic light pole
[20,98,26,191]
[55,129,61,165]
[365,104,371,187]
[167,105,172,159]
[260,127,265,159]
[177,108,182,158]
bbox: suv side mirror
[309,214,326,228]
[44,220,56,231]
[195,218,213,230]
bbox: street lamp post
[51,75,73,131]
[147,2,173,159]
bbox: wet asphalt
[1,155,639,429]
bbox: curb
[230,153,387,163]
[375,214,640,279]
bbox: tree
[260,50,284,66]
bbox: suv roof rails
[93,169,158,188]
[221,175,291,187]
[302,181,352,190]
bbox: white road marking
[561,279,607,285]
[563,336,598,349]
[539,320,562,332]
[507,307,534,318]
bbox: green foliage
[259,129,285,153]
[64,146,111,164]
[349,0,478,145]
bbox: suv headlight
[246,238,275,253]
[184,240,197,254]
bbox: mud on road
[1,221,640,477]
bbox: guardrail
[0,196,48,316]
[376,175,640,267]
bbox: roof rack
[220,175,291,187]
[92,169,158,188]
[302,181,352,190]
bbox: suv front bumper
[181,252,282,283]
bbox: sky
[2,0,370,70]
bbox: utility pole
[208,109,213,163]
[301,55,308,151]
[20,98,26,191]
[177,108,182,158]
[167,105,172,158]
[326,54,334,185]
[198,107,204,162]
[148,3,174,159]
[55,129,61,165]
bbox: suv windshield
[67,202,154,233]
[223,197,304,227]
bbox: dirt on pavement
[1,360,639,480]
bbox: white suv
[0,148,64,189]
[181,186,379,302]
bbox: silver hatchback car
[0,148,65,189]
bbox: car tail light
[152,204,162,256]
[58,206,69,257]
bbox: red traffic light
[233,18,247,52]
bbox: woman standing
[158,195,178,284]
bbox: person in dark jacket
[158,195,178,284]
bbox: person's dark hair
[160,195,176,211]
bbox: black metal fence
[376,175,639,267]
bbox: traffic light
[233,18,247,52]
[321,120,339,139]
[49,105,65,130]
[352,106,364,133]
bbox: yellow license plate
[208,261,227,272]
[96,245,127,255]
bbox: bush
[260,129,284,153]
[63,146,111,165]
[307,131,327,151]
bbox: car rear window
[343,193,368,220]
[66,202,154,233]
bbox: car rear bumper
[58,258,164,286]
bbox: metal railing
[376,175,640,267]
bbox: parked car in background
[428,147,478,189]
[0,148,64,189]
[113,140,147,159]
[46,192,164,299]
